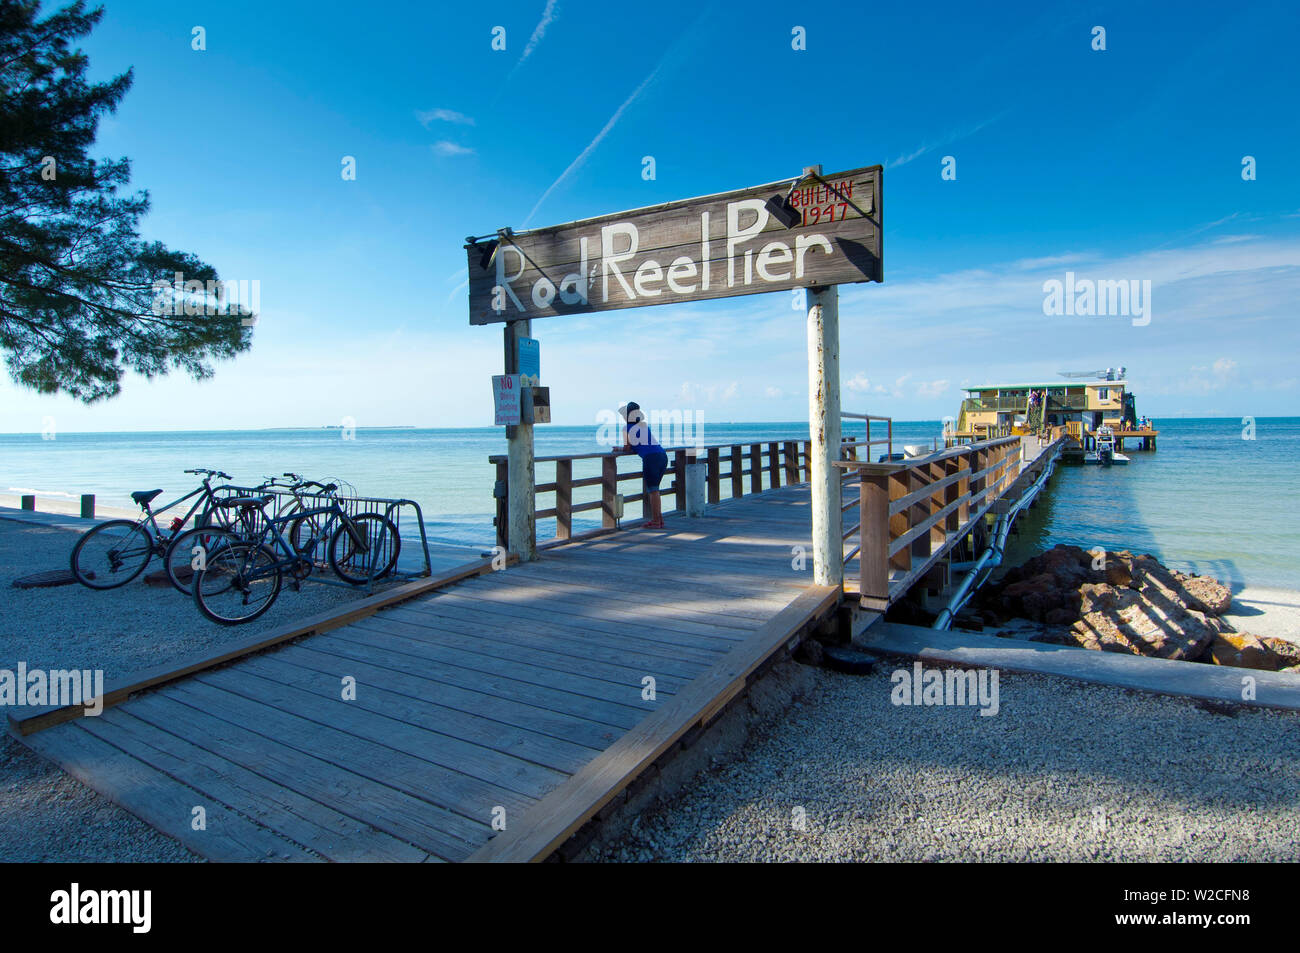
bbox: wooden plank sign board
[467,165,881,324]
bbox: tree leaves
[0,0,252,402]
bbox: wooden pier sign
[466,165,882,324]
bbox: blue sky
[2,0,1298,432]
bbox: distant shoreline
[1,415,1297,437]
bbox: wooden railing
[835,435,1024,611]
[490,436,874,548]
[841,412,893,462]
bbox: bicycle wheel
[192,542,282,625]
[70,520,154,589]
[163,527,244,594]
[288,508,325,554]
[327,513,401,584]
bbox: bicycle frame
[236,500,367,582]
[137,480,222,542]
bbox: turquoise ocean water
[1,417,1295,589]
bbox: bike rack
[212,485,433,593]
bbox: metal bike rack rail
[212,484,433,592]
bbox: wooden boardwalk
[15,485,842,862]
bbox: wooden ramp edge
[7,553,517,738]
[861,622,1300,712]
[466,584,841,863]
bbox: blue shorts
[642,451,668,492]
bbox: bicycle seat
[215,493,274,509]
[131,489,163,505]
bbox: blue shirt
[626,421,665,460]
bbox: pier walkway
[12,485,842,862]
[11,433,1061,862]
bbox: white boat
[1084,426,1130,466]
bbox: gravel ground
[0,517,399,862]
[593,664,1300,862]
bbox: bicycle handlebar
[186,467,232,480]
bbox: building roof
[962,380,1127,391]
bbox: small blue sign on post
[518,337,540,385]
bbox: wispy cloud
[511,0,559,76]
[445,277,469,303]
[417,108,474,127]
[520,6,711,227]
[523,62,663,226]
[884,112,1008,170]
[433,141,475,157]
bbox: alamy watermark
[1,663,104,715]
[1042,271,1151,327]
[890,662,1000,716]
[596,408,705,449]
[151,272,259,325]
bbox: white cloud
[416,108,474,127]
[676,380,738,404]
[916,379,949,398]
[432,141,475,157]
[844,372,872,392]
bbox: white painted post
[505,320,536,561]
[806,285,843,587]
[685,459,707,517]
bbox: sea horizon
[0,412,1286,436]
[3,416,1297,590]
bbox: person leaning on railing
[617,402,669,530]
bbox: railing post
[888,468,911,573]
[970,447,985,511]
[951,455,967,530]
[769,441,781,488]
[943,456,960,536]
[909,467,930,563]
[707,447,720,504]
[802,440,812,480]
[860,470,890,610]
[674,450,688,512]
[80,494,96,519]
[929,460,946,550]
[601,455,618,529]
[750,443,762,494]
[730,445,743,498]
[784,441,799,484]
[494,460,509,550]
[555,459,572,540]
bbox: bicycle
[190,492,400,624]
[70,468,237,591]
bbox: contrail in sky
[523,63,664,227]
[515,5,713,228]
[884,112,1009,169]
[508,0,559,81]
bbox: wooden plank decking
[16,485,841,863]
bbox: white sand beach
[1225,586,1300,644]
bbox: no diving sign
[492,374,521,426]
